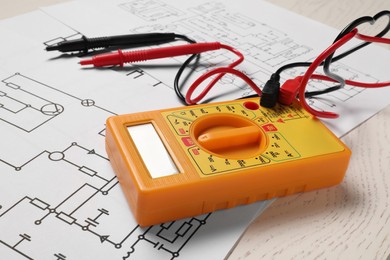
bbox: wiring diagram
[0,73,213,259]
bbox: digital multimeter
[105,98,351,226]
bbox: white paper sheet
[0,10,271,260]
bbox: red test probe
[79,41,263,106]
[79,42,223,67]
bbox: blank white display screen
[127,123,179,178]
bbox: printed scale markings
[165,102,303,175]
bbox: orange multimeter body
[105,98,351,226]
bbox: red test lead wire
[355,33,390,44]
[184,44,246,105]
[79,41,258,106]
[297,29,358,119]
[297,29,390,118]
[185,67,262,105]
[79,42,223,67]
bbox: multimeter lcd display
[105,98,351,226]
[127,124,178,178]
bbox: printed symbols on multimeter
[188,147,271,175]
[263,133,300,161]
[168,115,192,135]
[166,103,301,176]
[187,132,299,175]
[171,104,257,119]
[168,103,258,136]
[260,103,307,122]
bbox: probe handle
[46,33,177,52]
[80,42,222,67]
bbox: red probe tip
[79,59,93,66]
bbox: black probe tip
[45,45,59,51]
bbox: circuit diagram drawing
[0,73,212,259]
[0,72,114,169]
[0,73,64,132]
[124,0,312,79]
[118,0,184,22]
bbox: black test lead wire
[270,10,390,101]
